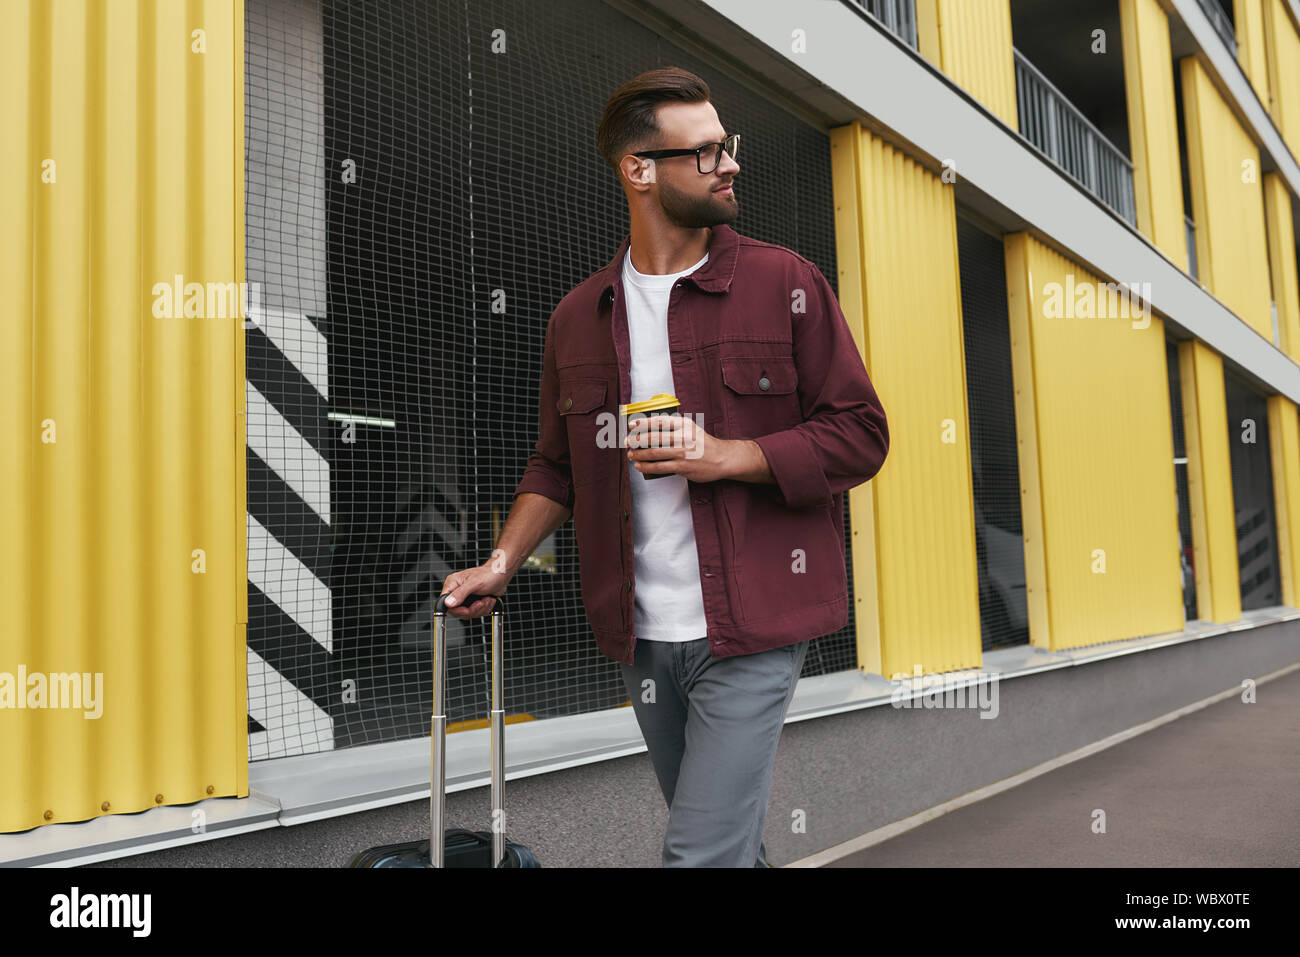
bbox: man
[440,66,889,867]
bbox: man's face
[639,101,740,228]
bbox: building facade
[3,0,1300,864]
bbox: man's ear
[620,154,655,190]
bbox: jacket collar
[597,222,740,302]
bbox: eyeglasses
[632,132,740,174]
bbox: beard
[657,176,739,229]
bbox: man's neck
[626,223,711,275]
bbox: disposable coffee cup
[621,393,680,480]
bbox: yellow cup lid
[621,393,679,416]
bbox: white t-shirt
[621,247,710,642]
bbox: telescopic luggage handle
[432,592,506,867]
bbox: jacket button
[625,579,633,591]
[564,397,573,410]
[623,508,630,520]
[758,376,771,391]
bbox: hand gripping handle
[435,592,505,613]
[430,592,506,866]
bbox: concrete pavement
[823,666,1300,866]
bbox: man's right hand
[439,563,510,619]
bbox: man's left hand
[626,414,753,483]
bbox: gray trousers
[619,636,809,867]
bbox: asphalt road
[825,667,1300,866]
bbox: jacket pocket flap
[721,357,797,395]
[557,378,608,414]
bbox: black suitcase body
[347,594,539,868]
[348,830,539,868]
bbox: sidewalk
[824,666,1300,867]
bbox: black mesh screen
[1173,58,1195,256]
[955,216,1028,651]
[951,217,1029,650]
[1223,369,1282,611]
[1165,338,1197,622]
[243,0,854,758]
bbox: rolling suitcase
[347,592,539,868]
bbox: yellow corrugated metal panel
[1263,173,1300,358]
[914,0,940,69]
[0,0,246,833]
[832,121,981,679]
[1119,0,1189,269]
[1235,0,1272,105]
[1180,55,1275,341]
[232,0,249,799]
[0,0,34,823]
[1178,340,1242,621]
[830,123,883,678]
[914,0,1018,128]
[1263,0,1300,159]
[1003,233,1184,650]
[1266,396,1300,606]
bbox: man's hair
[597,67,712,179]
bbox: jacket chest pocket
[719,356,801,440]
[557,377,616,488]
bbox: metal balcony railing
[1185,216,1198,280]
[1193,0,1238,55]
[1014,48,1137,227]
[846,0,918,49]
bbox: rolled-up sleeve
[752,260,889,509]
[512,312,575,511]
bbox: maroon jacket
[511,223,889,665]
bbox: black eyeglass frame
[631,132,740,174]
